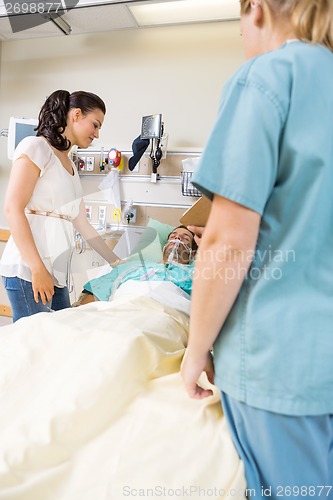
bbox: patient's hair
[240,0,333,50]
[168,225,198,252]
[35,89,106,151]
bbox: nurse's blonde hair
[240,0,333,50]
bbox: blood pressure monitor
[141,114,162,140]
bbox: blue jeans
[2,276,71,322]
[221,392,333,499]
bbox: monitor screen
[7,117,38,160]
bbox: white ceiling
[0,2,138,40]
[0,0,240,41]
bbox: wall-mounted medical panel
[76,150,202,227]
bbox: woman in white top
[0,89,118,322]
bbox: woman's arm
[4,155,55,304]
[181,194,261,399]
[72,200,120,265]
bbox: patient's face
[162,227,194,265]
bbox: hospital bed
[0,220,246,500]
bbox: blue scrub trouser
[221,392,333,499]
[2,276,71,322]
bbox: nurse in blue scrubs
[181,0,333,496]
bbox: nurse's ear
[250,0,264,27]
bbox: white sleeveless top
[0,136,83,286]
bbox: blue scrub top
[192,41,333,416]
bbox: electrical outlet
[112,208,122,222]
[85,205,92,221]
[98,205,106,228]
[86,156,95,171]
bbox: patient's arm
[72,290,97,307]
[72,260,126,307]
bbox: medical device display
[7,117,38,160]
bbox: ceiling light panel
[129,0,240,27]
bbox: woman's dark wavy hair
[35,90,106,151]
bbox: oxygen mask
[163,239,192,268]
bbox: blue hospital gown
[84,260,194,302]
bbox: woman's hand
[187,225,205,247]
[72,200,119,264]
[181,348,215,399]
[31,267,55,304]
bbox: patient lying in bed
[0,224,246,499]
[73,225,197,307]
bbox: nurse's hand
[187,225,205,247]
[31,267,55,304]
[181,348,214,399]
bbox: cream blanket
[0,297,245,500]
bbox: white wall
[0,21,245,227]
